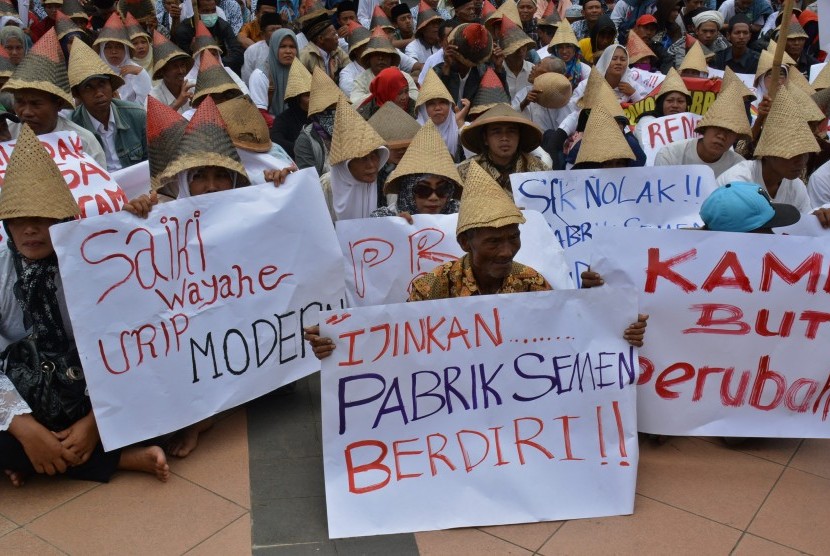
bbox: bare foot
[118,446,170,482]
[167,418,214,458]
[4,469,26,487]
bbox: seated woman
[415,70,468,162]
[357,66,416,120]
[372,121,463,221]
[294,67,341,176]
[94,13,152,106]
[634,67,691,143]
[546,22,591,90]
[572,44,647,104]
[271,58,312,160]
[1,125,169,486]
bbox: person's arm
[7,413,81,475]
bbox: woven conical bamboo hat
[722,66,755,99]
[812,87,830,118]
[488,0,521,27]
[416,67,453,108]
[576,69,625,118]
[456,160,525,236]
[192,49,240,107]
[548,21,579,51]
[538,0,561,27]
[93,12,133,50]
[461,102,542,153]
[535,72,572,109]
[118,0,155,21]
[385,120,463,194]
[368,101,421,149]
[347,21,370,59]
[360,26,400,66]
[151,30,193,79]
[788,68,815,96]
[678,41,707,74]
[448,23,492,67]
[297,0,332,24]
[779,19,808,39]
[786,81,825,123]
[754,86,819,159]
[469,66,510,115]
[480,0,497,20]
[193,18,221,55]
[812,62,830,91]
[370,5,394,30]
[0,124,79,221]
[415,0,441,33]
[756,47,796,82]
[499,16,535,56]
[284,57,312,100]
[147,95,187,191]
[695,84,751,138]
[307,66,344,116]
[574,106,634,166]
[68,38,125,92]
[218,95,271,153]
[159,95,248,184]
[626,30,655,64]
[656,67,691,100]
[0,45,14,78]
[124,12,150,41]
[2,29,74,109]
[54,10,82,40]
[60,0,87,20]
[329,95,385,165]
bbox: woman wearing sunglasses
[372,121,463,223]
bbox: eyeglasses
[413,182,452,199]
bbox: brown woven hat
[626,30,655,64]
[456,160,525,237]
[656,67,691,101]
[547,20,579,51]
[329,95,385,165]
[385,120,463,194]
[756,47,795,82]
[576,68,625,118]
[54,10,83,41]
[124,12,150,41]
[499,16,535,57]
[812,62,830,91]
[218,95,272,153]
[574,105,634,166]
[538,0,560,27]
[370,5,394,30]
[754,86,819,159]
[151,30,193,79]
[535,72,572,109]
[147,95,188,191]
[812,87,830,118]
[307,66,344,115]
[284,57,312,100]
[449,23,492,68]
[415,0,441,33]
[192,49,241,107]
[93,12,133,51]
[469,67,510,115]
[368,101,421,149]
[786,81,825,123]
[60,0,88,20]
[0,45,14,78]
[678,40,707,74]
[297,0,333,24]
[2,29,74,109]
[722,66,755,99]
[118,0,155,21]
[778,19,808,40]
[347,21,370,59]
[192,18,221,55]
[68,38,125,92]
[461,102,542,154]
[480,0,497,20]
[159,95,248,184]
[486,0,521,29]
[695,84,751,138]
[0,124,79,221]
[360,26,400,66]
[788,68,815,96]
[416,68,453,108]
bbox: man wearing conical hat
[709,15,760,75]
[68,40,147,172]
[297,8,349,85]
[779,18,817,78]
[404,0,441,64]
[172,0,244,76]
[0,125,171,485]
[2,29,107,168]
[338,21,371,97]
[717,87,830,228]
[148,31,195,113]
[434,22,505,107]
[349,27,418,106]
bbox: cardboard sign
[592,228,830,438]
[511,165,717,286]
[320,287,640,537]
[639,112,703,166]
[51,169,346,450]
[335,211,575,307]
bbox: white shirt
[716,159,814,213]
[9,117,107,169]
[512,84,576,132]
[149,80,192,114]
[654,138,745,177]
[418,48,444,85]
[505,60,535,100]
[89,109,122,172]
[405,38,438,64]
[242,40,269,84]
[248,68,269,110]
[339,60,364,97]
[808,157,830,208]
[397,48,417,73]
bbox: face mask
[201,13,218,27]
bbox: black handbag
[1,336,91,432]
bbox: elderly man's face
[459,224,521,282]
[13,89,60,135]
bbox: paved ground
[2,373,829,555]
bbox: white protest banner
[511,165,717,286]
[335,211,574,307]
[810,62,827,84]
[774,204,830,237]
[320,287,639,537]
[110,161,151,200]
[627,67,665,93]
[592,227,830,438]
[639,112,702,166]
[819,0,830,53]
[51,169,346,450]
[18,0,28,27]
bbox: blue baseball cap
[700,182,801,232]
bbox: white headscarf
[595,44,641,101]
[417,103,459,160]
[175,168,241,199]
[330,147,390,221]
[692,10,724,29]
[99,42,152,105]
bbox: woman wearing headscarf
[357,66,415,120]
[294,67,341,176]
[271,58,311,160]
[94,14,152,106]
[0,26,27,66]
[634,67,691,142]
[248,28,297,126]
[547,23,590,89]
[415,70,466,161]
[573,44,647,103]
